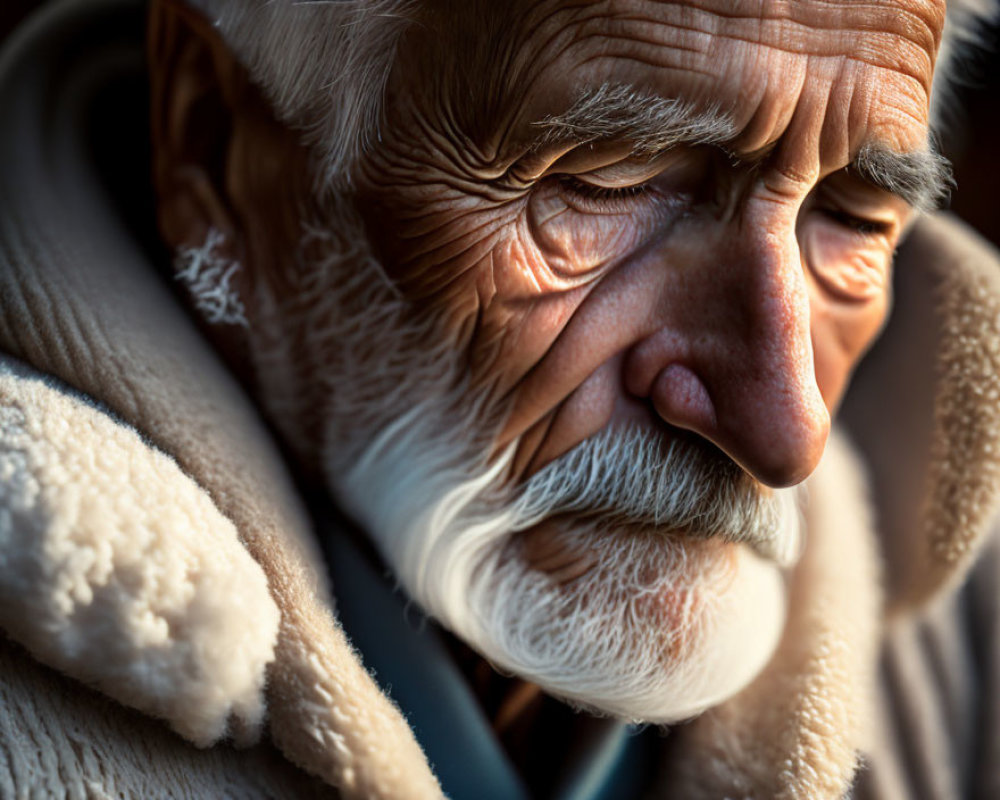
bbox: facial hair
[254,207,796,722]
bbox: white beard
[332,401,797,722]
[255,211,800,723]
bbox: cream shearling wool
[0,5,445,797]
[4,2,1000,798]
[0,357,280,747]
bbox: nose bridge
[629,209,830,487]
[725,212,813,382]
[657,209,812,385]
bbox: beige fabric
[0,131,443,800]
[652,431,883,799]
[855,526,1000,800]
[3,2,1000,798]
[843,213,1000,613]
[0,4,442,794]
[0,632,332,799]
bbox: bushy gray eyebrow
[532,84,736,153]
[850,142,953,212]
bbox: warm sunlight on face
[334,0,947,720]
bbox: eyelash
[821,209,891,237]
[558,175,651,202]
[559,176,893,241]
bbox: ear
[148,0,243,257]
[147,0,315,280]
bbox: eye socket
[820,208,893,238]
[555,174,656,214]
[802,210,897,302]
[526,170,678,281]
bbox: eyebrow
[850,143,953,212]
[532,83,736,154]
[533,83,953,211]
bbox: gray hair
[184,0,413,188]
[186,0,996,187]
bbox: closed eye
[558,174,652,203]
[820,208,893,238]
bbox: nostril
[645,361,830,488]
[650,364,718,432]
[622,330,686,399]
[749,451,822,489]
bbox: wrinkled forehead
[405,0,946,163]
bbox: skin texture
[148,0,947,744]
[359,0,942,488]
[151,0,945,489]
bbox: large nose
[623,208,830,487]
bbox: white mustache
[512,424,804,567]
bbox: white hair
[242,201,797,721]
[335,409,796,721]
[183,0,413,188]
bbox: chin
[452,520,788,724]
[327,362,800,723]
[333,419,794,724]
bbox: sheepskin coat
[3,1,1000,798]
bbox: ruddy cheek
[527,186,651,280]
[803,224,891,302]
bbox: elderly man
[1,0,999,797]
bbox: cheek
[527,182,662,281]
[809,280,890,410]
[801,218,894,409]
[365,183,669,393]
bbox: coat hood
[2,1,999,798]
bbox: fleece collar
[0,2,442,797]
[841,213,1000,613]
[2,1,1000,798]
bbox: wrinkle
[532,199,573,229]
[579,52,718,80]
[564,2,935,83]
[639,0,941,54]
[397,213,502,271]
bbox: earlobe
[156,167,238,258]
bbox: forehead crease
[495,1,943,93]
[538,0,945,50]
[560,2,940,84]
[409,0,941,174]
[677,0,943,50]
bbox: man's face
[361,0,942,474]
[318,0,945,720]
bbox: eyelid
[803,223,892,302]
[570,151,681,189]
[816,172,909,226]
[820,208,894,238]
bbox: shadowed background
[1,2,997,243]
